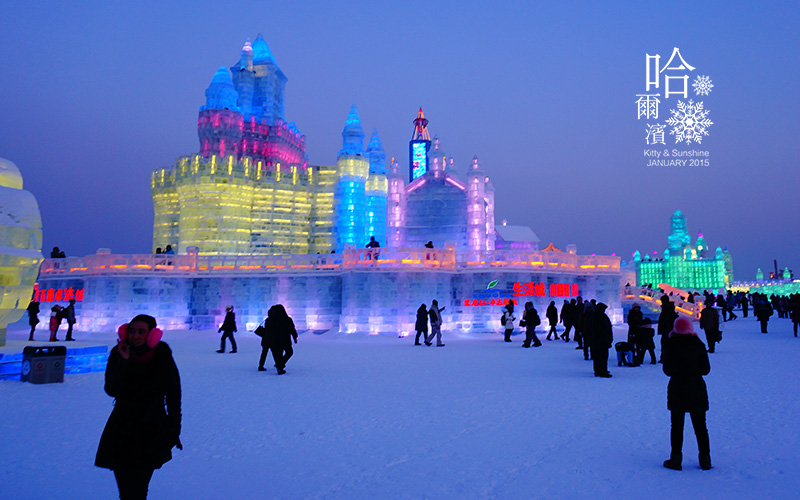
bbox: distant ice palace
[626,210,733,290]
[34,35,622,334]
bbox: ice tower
[0,158,43,346]
[389,111,495,251]
[335,105,369,250]
[365,129,388,247]
[409,108,431,182]
[152,35,333,255]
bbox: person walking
[216,305,238,353]
[560,299,572,342]
[62,299,77,341]
[755,297,773,334]
[26,299,40,341]
[699,302,721,353]
[741,294,749,318]
[95,314,182,499]
[627,304,643,348]
[522,302,542,347]
[581,300,595,361]
[662,316,712,471]
[726,292,738,321]
[790,295,800,337]
[425,300,445,347]
[414,303,428,345]
[635,318,657,365]
[545,301,559,340]
[258,305,298,374]
[502,303,516,343]
[572,297,584,350]
[591,303,613,377]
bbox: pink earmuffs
[118,323,163,348]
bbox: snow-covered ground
[2,315,800,499]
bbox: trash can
[21,346,66,384]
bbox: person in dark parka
[635,317,657,365]
[545,301,559,340]
[591,303,613,377]
[27,299,40,341]
[662,316,711,471]
[658,297,678,362]
[560,299,572,342]
[699,302,721,353]
[62,298,77,341]
[217,305,238,353]
[755,298,772,334]
[259,304,298,374]
[96,314,182,499]
[414,304,428,345]
[521,301,542,347]
[627,303,643,348]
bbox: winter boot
[699,454,712,470]
[663,453,682,471]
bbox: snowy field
[2,315,800,500]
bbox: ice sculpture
[0,158,43,345]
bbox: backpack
[500,313,507,326]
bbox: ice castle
[35,35,622,334]
[629,210,733,290]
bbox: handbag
[519,319,527,327]
[254,324,267,337]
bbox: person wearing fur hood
[662,316,711,472]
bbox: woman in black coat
[217,305,238,353]
[662,316,711,471]
[414,304,428,345]
[96,314,182,499]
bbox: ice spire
[252,33,275,63]
[339,104,365,156]
[236,38,254,70]
[412,107,430,141]
[366,128,386,174]
[201,67,240,111]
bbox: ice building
[630,210,733,290]
[151,36,392,255]
[0,158,43,346]
[50,35,624,336]
[387,112,495,252]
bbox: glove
[175,437,183,450]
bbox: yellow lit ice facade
[0,158,44,346]
[151,154,358,255]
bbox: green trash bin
[21,346,66,384]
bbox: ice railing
[38,250,620,275]
[622,285,702,318]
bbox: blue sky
[1,1,798,279]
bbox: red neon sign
[464,298,518,307]
[513,282,579,298]
[33,287,84,303]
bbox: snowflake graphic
[692,75,714,96]
[666,100,713,144]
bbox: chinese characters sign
[33,287,85,303]
[463,282,579,307]
[637,48,714,167]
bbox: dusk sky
[1,1,798,280]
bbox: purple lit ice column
[386,159,405,248]
[335,105,368,251]
[365,128,388,247]
[466,156,496,252]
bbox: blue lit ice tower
[409,108,431,182]
[365,128,387,247]
[335,104,368,250]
